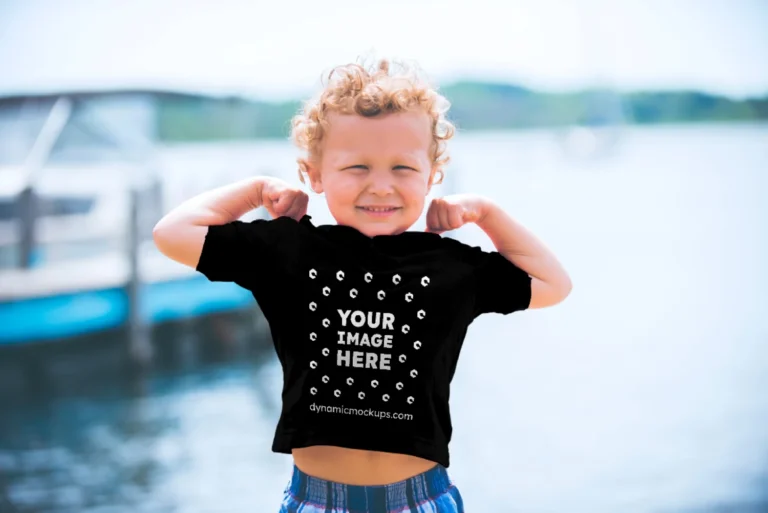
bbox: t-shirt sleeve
[455,242,532,317]
[195,215,302,290]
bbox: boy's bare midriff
[292,446,438,485]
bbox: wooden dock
[0,242,256,346]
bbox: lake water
[1,124,767,512]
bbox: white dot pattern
[306,268,429,407]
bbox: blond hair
[290,57,456,185]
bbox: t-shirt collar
[299,215,442,252]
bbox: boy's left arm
[427,194,572,309]
[477,200,571,309]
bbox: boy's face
[307,110,436,237]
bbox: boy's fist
[425,194,488,233]
[261,177,309,220]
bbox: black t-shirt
[196,214,531,468]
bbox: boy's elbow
[528,273,572,309]
[152,221,165,254]
[552,273,573,305]
[152,219,174,256]
[152,218,206,269]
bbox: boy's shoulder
[432,233,494,260]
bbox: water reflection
[0,309,291,512]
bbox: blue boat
[0,258,256,346]
[0,91,263,348]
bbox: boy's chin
[332,209,420,237]
[353,220,413,238]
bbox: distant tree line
[155,81,768,141]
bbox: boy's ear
[303,160,324,194]
[427,166,443,194]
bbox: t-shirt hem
[272,430,451,468]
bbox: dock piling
[127,186,153,368]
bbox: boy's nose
[366,171,395,196]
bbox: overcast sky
[0,0,766,100]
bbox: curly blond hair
[290,57,456,186]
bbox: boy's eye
[342,165,417,171]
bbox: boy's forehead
[324,148,427,166]
[327,111,429,134]
[323,111,432,153]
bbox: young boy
[153,58,572,513]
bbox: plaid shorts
[279,463,464,513]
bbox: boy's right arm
[152,176,307,270]
[152,176,267,269]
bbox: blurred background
[0,0,767,511]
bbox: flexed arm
[152,176,308,268]
[426,194,572,309]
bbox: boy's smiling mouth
[356,206,402,217]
